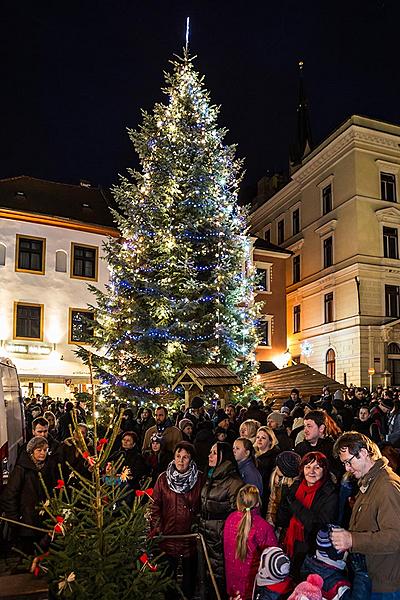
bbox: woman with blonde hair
[223,484,277,600]
[254,426,280,514]
[239,419,261,445]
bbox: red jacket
[150,470,204,557]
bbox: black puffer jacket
[199,460,243,588]
[276,477,338,578]
[0,451,54,537]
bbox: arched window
[0,243,5,266]
[326,348,336,380]
[55,250,67,273]
[388,342,400,355]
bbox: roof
[253,236,292,255]
[0,176,116,228]
[172,364,242,390]
[259,363,344,399]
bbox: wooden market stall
[172,364,242,408]
[259,363,345,402]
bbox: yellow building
[251,115,400,387]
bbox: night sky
[2,0,400,197]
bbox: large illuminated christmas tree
[82,51,260,397]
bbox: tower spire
[290,60,313,171]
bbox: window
[256,267,270,292]
[293,305,301,333]
[293,255,300,283]
[324,292,334,323]
[385,285,400,318]
[0,243,5,266]
[56,250,67,273]
[277,220,285,245]
[381,172,397,202]
[71,243,98,280]
[292,208,300,235]
[264,228,271,244]
[14,303,43,340]
[259,319,271,347]
[383,227,398,259]
[323,236,333,268]
[15,235,45,274]
[326,348,336,380]
[322,184,332,215]
[69,309,95,344]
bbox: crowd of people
[1,384,400,600]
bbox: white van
[0,356,25,488]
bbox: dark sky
[1,0,400,195]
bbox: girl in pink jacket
[223,484,278,600]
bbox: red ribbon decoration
[139,553,157,572]
[54,516,65,534]
[96,438,108,452]
[55,479,65,489]
[135,487,153,498]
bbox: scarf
[157,417,173,434]
[284,478,324,557]
[166,460,199,494]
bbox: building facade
[252,237,291,371]
[251,116,400,387]
[0,176,117,398]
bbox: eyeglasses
[341,454,358,468]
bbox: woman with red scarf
[276,451,338,580]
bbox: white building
[251,115,400,387]
[0,176,117,398]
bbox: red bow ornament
[139,553,157,572]
[96,438,108,452]
[55,479,65,489]
[82,451,95,467]
[52,516,65,539]
[135,487,154,500]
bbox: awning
[10,357,96,384]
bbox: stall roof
[172,364,242,391]
[259,363,344,399]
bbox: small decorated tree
[30,362,172,599]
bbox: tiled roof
[0,176,116,228]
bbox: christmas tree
[80,49,260,398]
[27,385,172,600]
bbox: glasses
[341,454,358,468]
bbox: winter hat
[256,547,291,586]
[276,451,301,478]
[380,397,394,410]
[190,396,204,409]
[333,389,344,401]
[280,406,290,415]
[179,418,193,431]
[27,436,49,454]
[316,528,346,566]
[268,411,284,427]
[287,575,323,600]
[150,433,165,446]
[215,410,229,425]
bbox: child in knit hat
[287,574,323,600]
[300,526,371,600]
[252,546,293,600]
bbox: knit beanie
[276,451,301,478]
[179,418,193,431]
[256,547,291,586]
[268,411,284,427]
[190,396,204,409]
[315,527,346,566]
[150,433,165,446]
[27,436,48,454]
[287,575,323,600]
